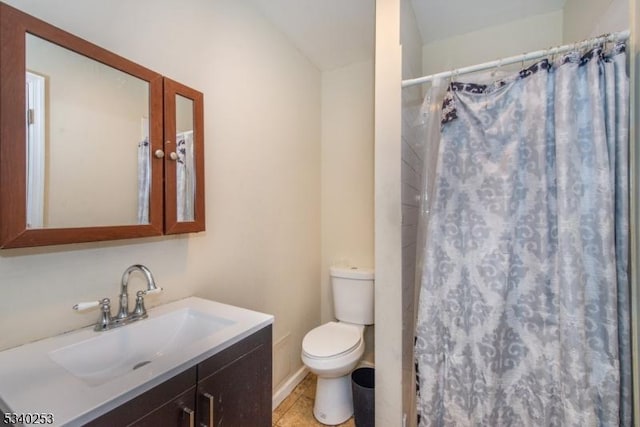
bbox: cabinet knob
[169,152,179,161]
[154,149,165,159]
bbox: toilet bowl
[301,266,374,425]
[302,322,365,424]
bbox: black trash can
[351,367,374,427]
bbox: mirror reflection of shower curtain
[176,130,195,222]
[137,118,150,224]
[26,72,46,228]
[137,137,150,224]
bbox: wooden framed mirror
[0,3,165,248]
[163,78,205,234]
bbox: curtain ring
[491,58,502,79]
[447,69,455,89]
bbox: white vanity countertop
[0,297,273,426]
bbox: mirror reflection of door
[25,33,151,229]
[26,71,46,228]
[175,94,195,222]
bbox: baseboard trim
[272,366,308,410]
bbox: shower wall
[400,0,423,425]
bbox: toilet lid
[302,322,362,358]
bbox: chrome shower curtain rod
[401,30,630,88]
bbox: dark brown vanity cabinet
[197,326,272,427]
[86,368,198,427]
[87,326,272,427]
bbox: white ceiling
[249,0,375,71]
[249,0,566,71]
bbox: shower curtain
[137,136,150,224]
[137,131,196,224]
[176,130,195,222]
[414,42,630,426]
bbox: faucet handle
[73,298,110,311]
[132,288,162,318]
[73,301,99,311]
[73,299,113,331]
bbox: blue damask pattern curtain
[415,43,630,426]
[176,130,195,222]
[137,137,150,224]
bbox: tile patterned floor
[272,373,355,427]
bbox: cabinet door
[130,387,196,427]
[163,78,205,234]
[86,367,196,427]
[197,326,272,427]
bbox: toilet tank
[331,266,375,325]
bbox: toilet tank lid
[330,266,374,280]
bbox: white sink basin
[0,297,273,426]
[48,308,235,386]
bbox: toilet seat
[302,322,362,359]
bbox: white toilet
[301,266,374,425]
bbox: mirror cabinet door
[163,78,205,234]
[0,3,164,248]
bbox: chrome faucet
[116,264,160,320]
[73,264,163,331]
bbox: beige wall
[320,59,374,318]
[0,0,321,396]
[563,0,629,42]
[422,10,563,78]
[320,59,375,364]
[176,96,194,135]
